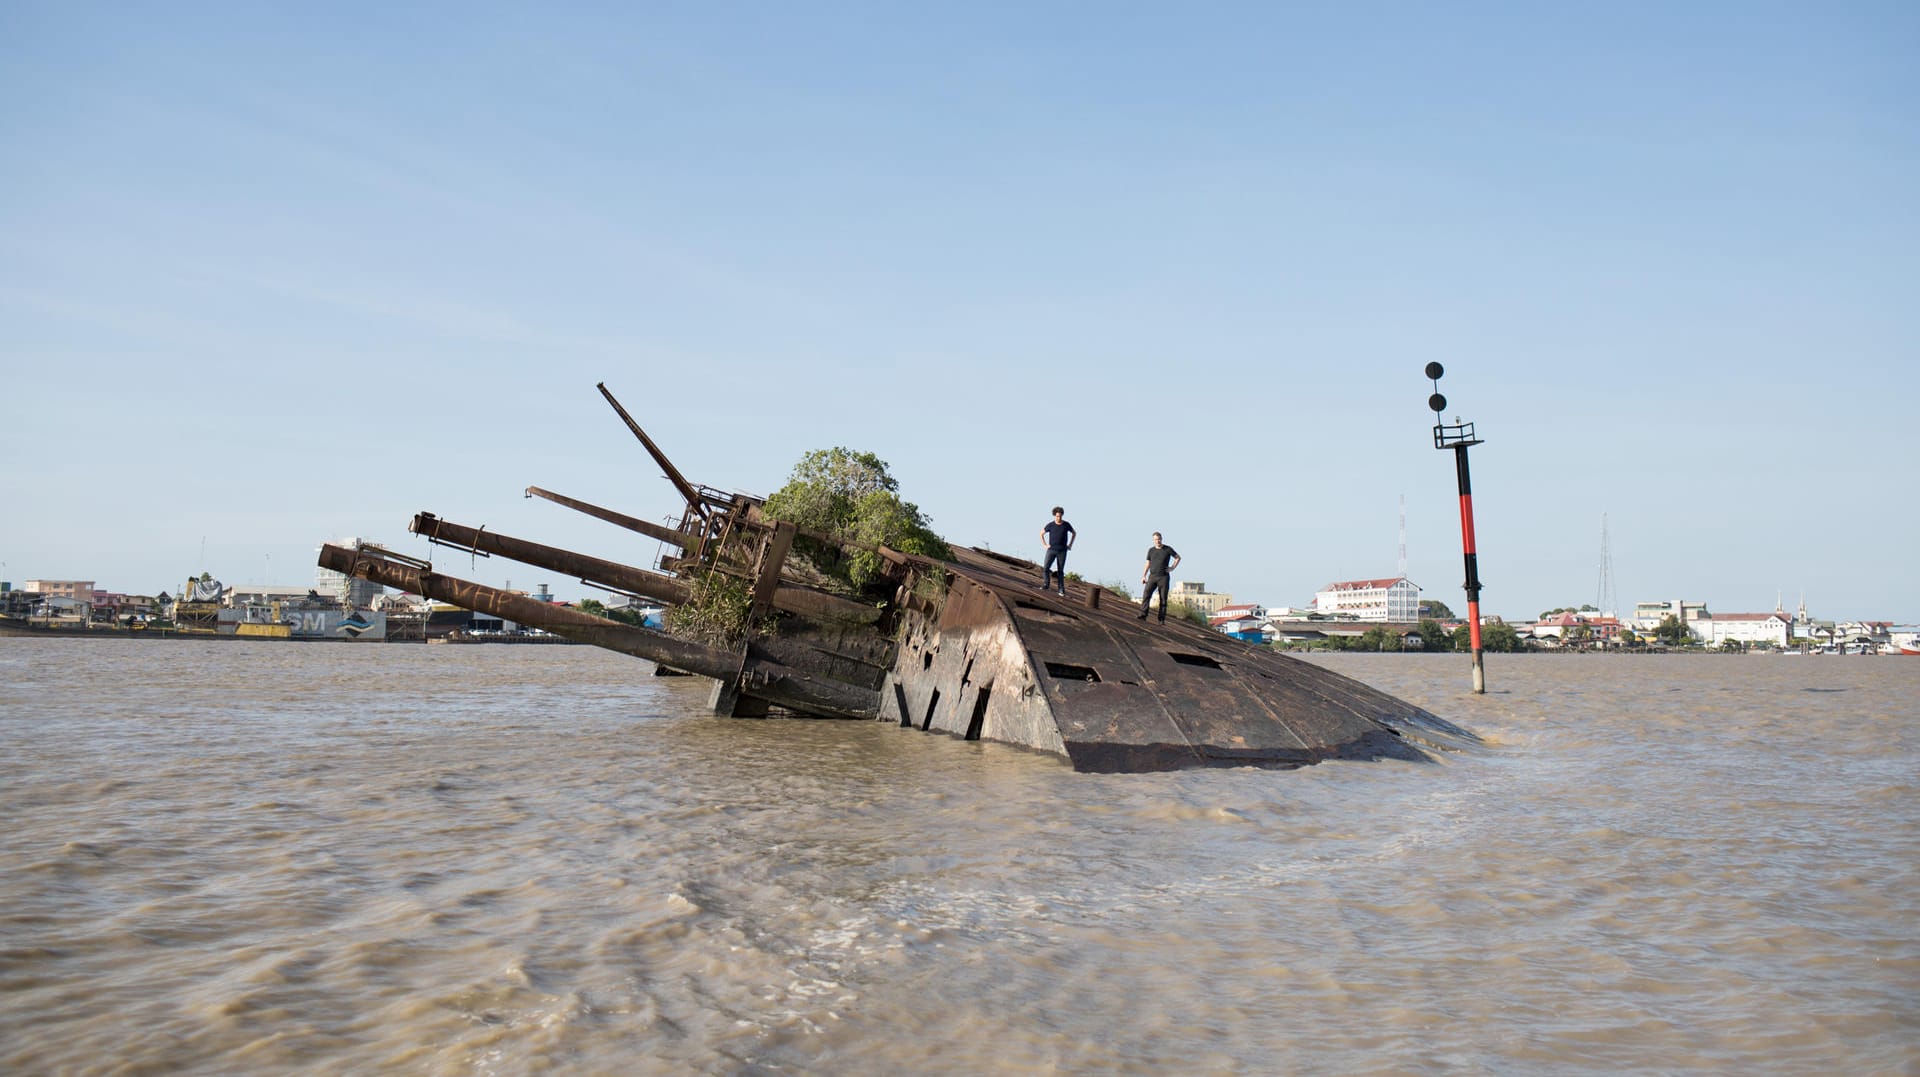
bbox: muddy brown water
[2,639,1914,1075]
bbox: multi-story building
[1631,599,1709,635]
[1312,577,1421,622]
[1169,581,1232,616]
[23,579,96,602]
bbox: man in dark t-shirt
[1139,532,1182,622]
[1039,506,1076,596]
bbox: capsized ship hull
[317,384,1477,773]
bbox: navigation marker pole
[1426,363,1488,694]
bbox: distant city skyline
[4,5,1915,622]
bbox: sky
[3,3,1915,622]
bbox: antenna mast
[1397,494,1407,577]
[1596,513,1617,617]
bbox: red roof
[1321,577,1410,591]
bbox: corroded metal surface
[318,385,1477,772]
[884,547,1472,772]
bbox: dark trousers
[1042,548,1069,590]
[1141,574,1170,620]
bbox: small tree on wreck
[762,447,953,592]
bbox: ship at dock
[318,383,1477,773]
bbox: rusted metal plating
[318,386,1477,772]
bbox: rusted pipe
[597,382,709,521]
[318,545,879,718]
[411,513,690,606]
[524,486,699,549]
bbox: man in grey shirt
[1139,532,1181,622]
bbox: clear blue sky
[3,3,1915,622]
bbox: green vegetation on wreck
[761,447,953,593]
[664,572,768,648]
[630,448,952,649]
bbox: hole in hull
[965,686,992,741]
[1043,662,1101,683]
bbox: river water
[1,638,1914,1075]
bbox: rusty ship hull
[317,384,1476,773]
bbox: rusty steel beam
[318,545,878,719]
[421,512,877,626]
[524,486,699,549]
[410,513,690,606]
[749,520,797,618]
[597,382,709,521]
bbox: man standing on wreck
[1139,532,1182,622]
[1039,506,1076,596]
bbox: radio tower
[1596,513,1618,617]
[1397,494,1407,577]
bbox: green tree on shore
[1484,620,1523,652]
[1360,625,1403,652]
[1653,614,1694,647]
[578,597,650,627]
[1452,619,1523,652]
[1416,618,1452,651]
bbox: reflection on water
[2,640,1915,1075]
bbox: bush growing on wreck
[763,447,952,590]
[1170,601,1211,627]
[666,572,764,647]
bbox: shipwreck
[317,384,1477,773]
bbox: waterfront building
[1209,612,1271,642]
[1312,577,1421,622]
[1632,599,1708,636]
[230,584,323,605]
[22,579,96,602]
[1694,611,1792,648]
[1528,611,1626,645]
[1170,581,1232,616]
[1209,604,1270,641]
[84,591,123,622]
[1843,621,1893,650]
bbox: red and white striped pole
[1427,363,1487,694]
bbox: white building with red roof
[1528,611,1626,644]
[1311,577,1420,622]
